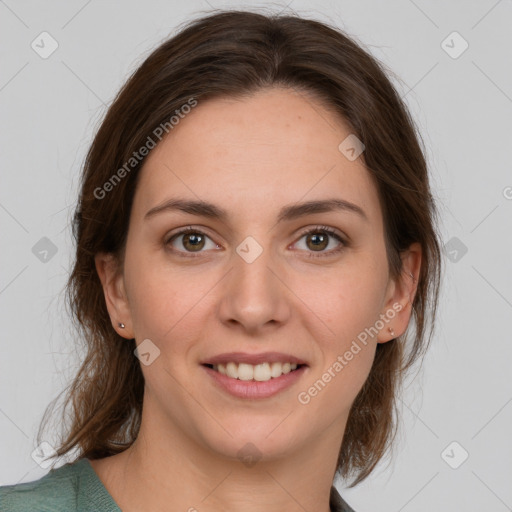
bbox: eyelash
[165,225,347,259]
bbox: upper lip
[201,352,308,366]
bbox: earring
[118,323,125,329]
[388,327,395,337]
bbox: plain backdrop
[1,1,511,511]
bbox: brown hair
[38,8,442,487]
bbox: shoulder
[0,458,119,512]
[330,484,356,512]
[0,459,83,511]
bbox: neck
[92,392,347,512]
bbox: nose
[217,239,291,335]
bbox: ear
[95,252,134,339]
[376,242,422,343]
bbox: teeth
[238,363,254,381]
[213,362,299,382]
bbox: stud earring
[388,327,395,337]
[118,323,125,329]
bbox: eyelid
[295,224,347,243]
[164,225,221,253]
[165,225,215,242]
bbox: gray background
[1,1,511,511]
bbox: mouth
[201,361,308,399]
[202,361,306,382]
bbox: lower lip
[202,365,308,399]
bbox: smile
[202,363,307,399]
[206,361,301,381]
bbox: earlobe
[377,242,422,343]
[94,252,134,339]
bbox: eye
[165,226,220,257]
[293,225,347,258]
[165,225,347,259]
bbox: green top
[0,459,120,512]
[0,458,354,511]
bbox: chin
[199,422,302,463]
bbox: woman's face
[98,87,418,463]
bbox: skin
[92,86,421,512]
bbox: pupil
[309,232,327,250]
[185,233,204,250]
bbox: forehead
[133,87,381,226]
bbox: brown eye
[166,228,218,255]
[305,231,329,251]
[181,232,205,252]
[294,226,346,258]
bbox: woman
[0,8,441,512]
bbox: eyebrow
[144,197,368,223]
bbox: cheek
[122,248,204,340]
[301,257,387,341]
[296,323,376,426]
[296,257,385,398]
[298,281,379,416]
